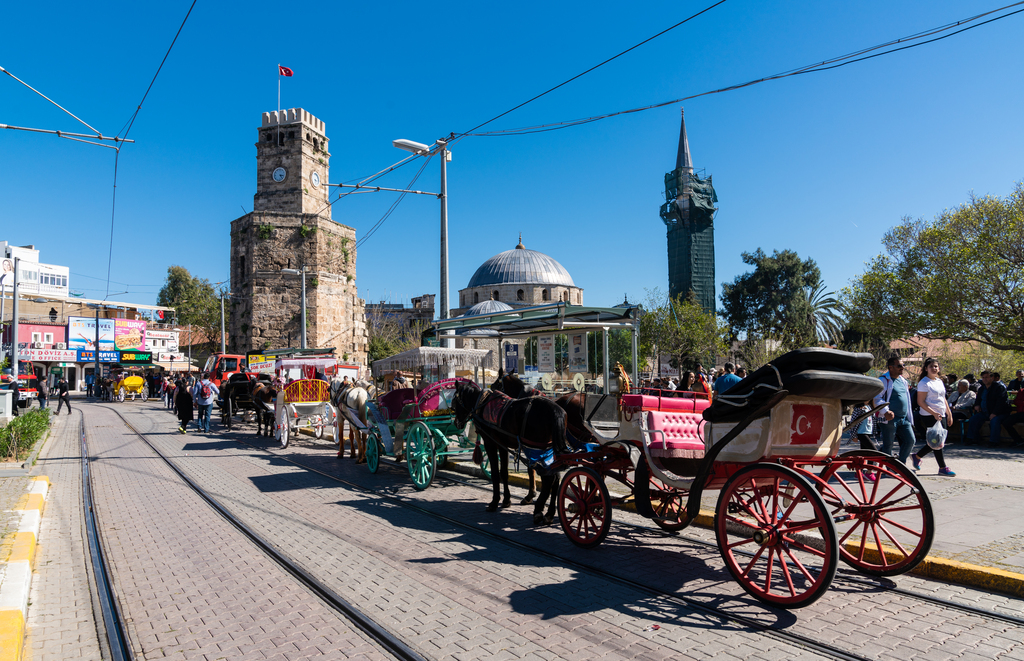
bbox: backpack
[200,381,212,399]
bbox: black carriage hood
[703,348,884,424]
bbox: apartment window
[32,332,41,343]
[44,333,54,344]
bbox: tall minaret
[660,108,717,312]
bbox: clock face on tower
[272,167,286,182]
[310,171,321,188]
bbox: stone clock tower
[228,108,367,363]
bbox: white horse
[331,379,370,462]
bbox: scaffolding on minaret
[660,108,717,313]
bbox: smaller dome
[464,300,514,316]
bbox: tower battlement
[261,108,326,134]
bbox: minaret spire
[675,107,692,173]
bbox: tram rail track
[89,406,427,661]
[102,406,1024,661]
[430,470,1024,627]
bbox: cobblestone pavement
[108,401,1024,661]
[82,402,394,661]
[24,409,104,661]
[0,471,28,540]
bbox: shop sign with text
[22,347,78,362]
[119,351,153,364]
[114,319,147,351]
[77,350,119,363]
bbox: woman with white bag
[912,357,956,476]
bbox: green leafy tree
[720,249,822,347]
[365,307,424,365]
[843,182,1024,351]
[156,266,222,353]
[640,288,728,376]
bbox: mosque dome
[466,238,575,288]
[464,299,514,316]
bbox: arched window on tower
[561,292,567,302]
[517,289,524,301]
[474,292,479,304]
[492,291,499,301]
[240,255,246,277]
[542,289,550,301]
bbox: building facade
[659,109,717,312]
[228,108,368,363]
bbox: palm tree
[804,283,845,346]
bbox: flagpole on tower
[277,63,281,146]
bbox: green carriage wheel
[366,428,381,474]
[430,427,450,471]
[407,422,437,491]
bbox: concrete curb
[440,460,1024,598]
[0,476,49,661]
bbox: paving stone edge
[0,476,49,661]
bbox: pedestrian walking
[192,372,219,433]
[85,373,94,398]
[55,376,72,415]
[873,355,916,464]
[911,357,956,476]
[175,380,194,433]
[37,382,48,409]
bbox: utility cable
[459,0,729,136]
[465,1,1024,137]
[355,154,434,249]
[0,64,103,135]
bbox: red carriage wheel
[817,450,934,576]
[558,467,612,549]
[715,463,837,609]
[635,459,691,532]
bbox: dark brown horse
[453,380,566,525]
[492,370,595,447]
[252,381,277,436]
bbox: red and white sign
[789,404,825,445]
[158,352,186,363]
[21,348,78,362]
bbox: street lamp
[281,267,308,349]
[393,137,451,347]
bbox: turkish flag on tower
[279,65,294,77]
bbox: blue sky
[2,1,1022,315]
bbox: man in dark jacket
[966,371,1010,446]
[175,379,194,433]
[55,376,72,415]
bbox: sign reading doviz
[537,335,554,373]
[568,332,587,373]
[114,319,147,351]
[504,343,519,373]
[67,317,115,351]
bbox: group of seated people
[947,369,1024,447]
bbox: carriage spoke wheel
[407,422,437,491]
[279,423,289,449]
[141,387,149,402]
[313,415,325,440]
[558,467,613,549]
[716,463,837,609]
[117,387,126,403]
[365,429,381,473]
[818,450,934,576]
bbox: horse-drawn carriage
[436,304,934,608]
[274,356,339,448]
[219,372,274,432]
[112,367,149,402]
[360,346,495,490]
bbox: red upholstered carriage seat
[646,410,706,459]
[621,393,711,414]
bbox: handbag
[926,419,948,450]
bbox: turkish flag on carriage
[279,65,294,77]
[789,404,824,445]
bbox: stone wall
[229,211,367,363]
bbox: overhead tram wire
[355,154,434,249]
[103,0,197,299]
[464,0,1024,138]
[457,0,729,137]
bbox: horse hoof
[500,499,512,509]
[544,514,555,526]
[486,503,499,513]
[520,494,535,506]
[532,514,546,526]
